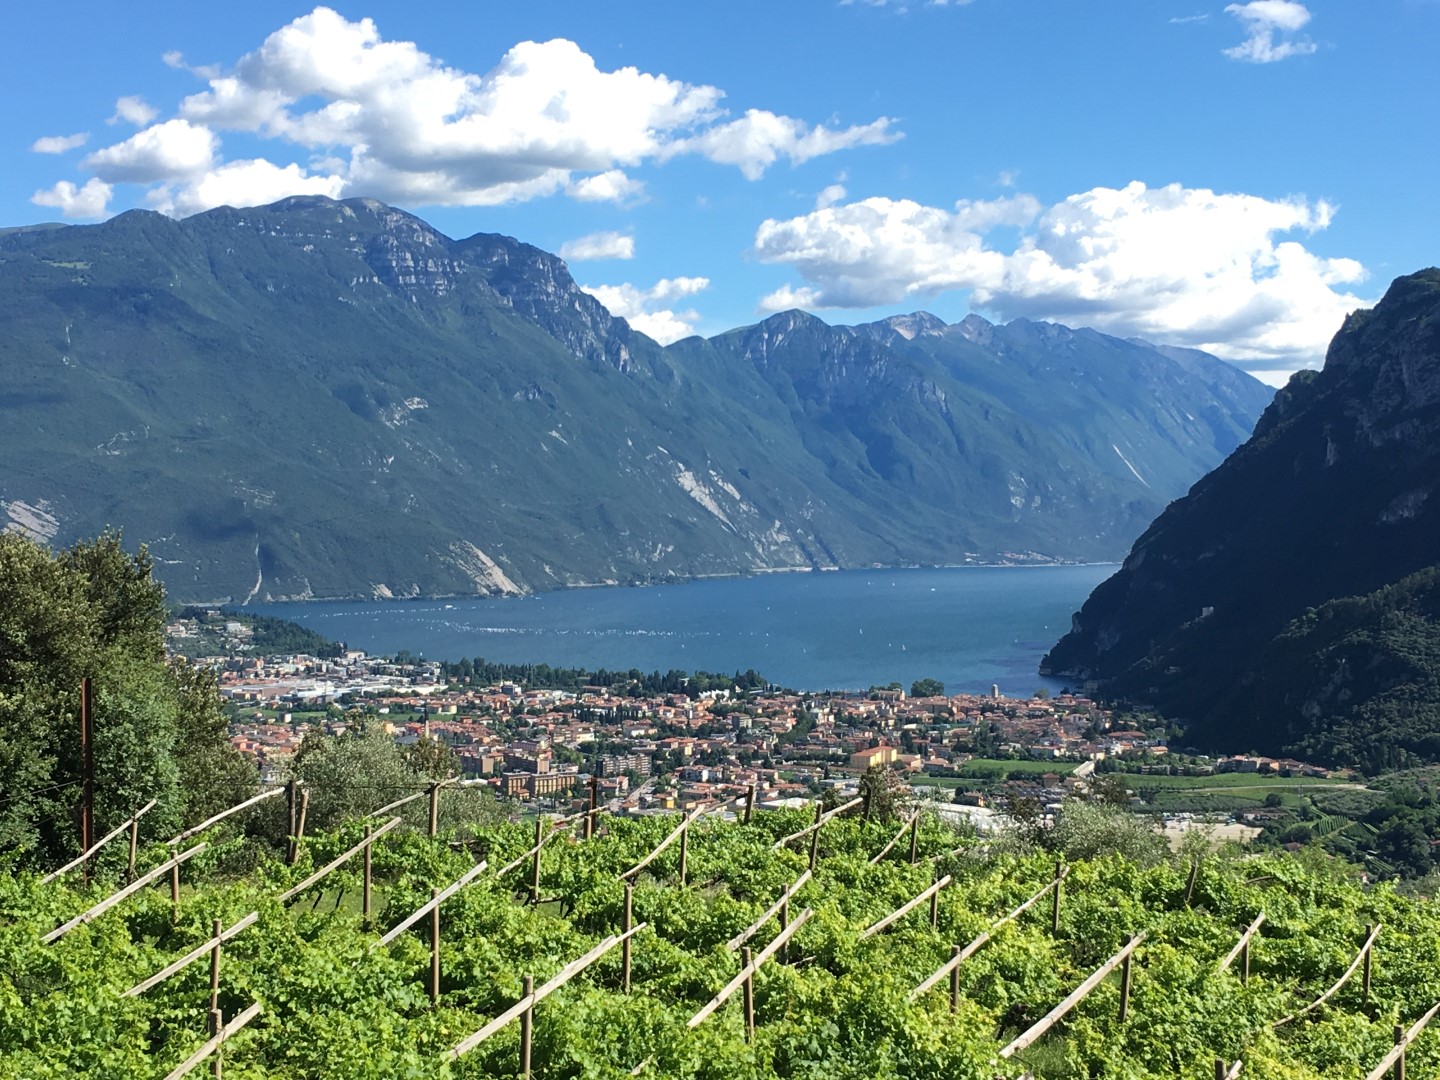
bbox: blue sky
[5,1,1436,383]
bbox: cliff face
[1042,269,1440,767]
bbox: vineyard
[4,791,1440,1079]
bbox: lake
[253,564,1114,696]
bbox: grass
[1108,771,1350,790]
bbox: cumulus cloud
[582,276,710,344]
[31,132,89,154]
[32,178,113,219]
[753,181,1371,372]
[109,95,159,126]
[816,183,847,209]
[559,231,635,261]
[43,7,895,218]
[1224,1,1317,62]
[83,119,218,182]
[148,159,345,216]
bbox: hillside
[0,196,1270,602]
[1043,269,1440,768]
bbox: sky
[4,1,1436,385]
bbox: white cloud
[1170,13,1211,24]
[583,276,710,344]
[816,183,847,209]
[83,119,218,183]
[559,231,635,261]
[32,178,113,219]
[566,169,646,204]
[109,95,159,126]
[148,159,345,216]
[752,181,1371,371]
[31,132,89,154]
[1224,1,1318,62]
[660,110,899,180]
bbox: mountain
[0,196,1271,603]
[1042,269,1440,770]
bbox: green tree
[910,677,945,698]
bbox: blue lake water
[253,564,1114,696]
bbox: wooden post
[171,860,181,921]
[1119,951,1133,1022]
[209,1007,223,1079]
[520,975,534,1080]
[587,776,599,840]
[745,783,756,824]
[742,946,756,1043]
[779,896,790,965]
[1051,860,1063,936]
[678,823,689,886]
[929,886,939,929]
[1364,923,1374,1006]
[1241,939,1250,986]
[1215,1060,1224,1080]
[531,817,544,904]
[128,816,139,883]
[287,779,298,843]
[622,884,633,994]
[428,782,440,839]
[908,812,919,865]
[210,917,222,1014]
[1395,1023,1405,1080]
[288,788,309,866]
[362,822,373,931]
[1184,858,1200,906]
[80,677,94,888]
[808,822,820,872]
[949,944,961,1013]
[430,887,441,1007]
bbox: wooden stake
[949,944,961,1013]
[678,823,689,886]
[622,884,634,994]
[128,817,139,883]
[430,887,441,1007]
[287,779,298,842]
[1051,860,1063,936]
[209,1007,223,1079]
[745,783,756,824]
[520,975,534,1080]
[1395,1023,1405,1080]
[428,782,440,838]
[1214,1060,1224,1080]
[171,860,181,922]
[908,812,919,865]
[1364,923,1374,1006]
[587,776,599,840]
[742,947,756,1043]
[1242,939,1250,986]
[808,824,820,872]
[80,677,94,888]
[1119,951,1132,1022]
[210,918,222,1014]
[1184,858,1200,906]
[531,817,544,904]
[779,897,790,965]
[929,886,939,929]
[288,788,309,866]
[362,822,373,931]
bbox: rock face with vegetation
[0,196,1269,602]
[1043,269,1440,770]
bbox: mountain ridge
[0,195,1272,603]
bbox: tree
[858,764,912,822]
[910,678,945,698]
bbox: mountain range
[1043,269,1440,770]
[0,196,1271,603]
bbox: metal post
[520,976,534,1080]
[742,947,756,1043]
[622,884,634,994]
[430,887,441,1007]
[362,822,373,931]
[428,782,440,839]
[1119,951,1133,1022]
[80,677,94,888]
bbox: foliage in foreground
[2,806,1439,1079]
